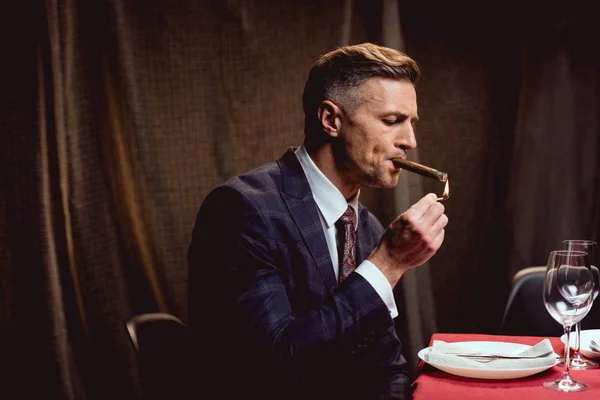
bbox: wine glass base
[543,378,589,392]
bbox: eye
[383,115,408,126]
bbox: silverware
[447,351,554,360]
[445,352,556,364]
[590,340,600,352]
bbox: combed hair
[302,43,420,141]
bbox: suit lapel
[278,149,338,290]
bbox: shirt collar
[295,145,359,230]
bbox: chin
[364,177,398,189]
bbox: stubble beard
[360,166,399,189]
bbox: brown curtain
[1,1,599,398]
[399,4,600,335]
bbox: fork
[590,340,600,352]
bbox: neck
[304,141,360,201]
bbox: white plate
[418,341,559,380]
[560,329,600,359]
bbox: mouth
[390,156,406,169]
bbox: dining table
[412,333,600,399]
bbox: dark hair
[302,43,420,142]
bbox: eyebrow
[398,112,419,122]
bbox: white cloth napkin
[423,339,557,370]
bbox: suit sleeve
[356,213,413,399]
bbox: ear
[317,100,343,138]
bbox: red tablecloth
[412,333,600,399]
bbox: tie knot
[339,206,356,225]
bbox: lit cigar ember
[391,158,448,183]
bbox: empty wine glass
[559,240,599,370]
[543,250,594,392]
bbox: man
[188,42,447,400]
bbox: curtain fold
[506,19,600,279]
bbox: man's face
[336,77,418,189]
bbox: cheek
[371,140,389,155]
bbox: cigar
[391,158,448,183]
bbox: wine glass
[559,240,599,370]
[542,250,594,392]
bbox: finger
[423,213,448,244]
[431,213,449,233]
[430,228,445,251]
[402,193,438,220]
[418,201,445,227]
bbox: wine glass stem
[575,321,581,355]
[563,324,573,378]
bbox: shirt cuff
[355,260,399,318]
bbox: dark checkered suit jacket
[188,148,411,400]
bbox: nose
[396,124,417,152]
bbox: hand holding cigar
[392,158,451,201]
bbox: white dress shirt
[295,145,398,318]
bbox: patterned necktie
[337,206,357,282]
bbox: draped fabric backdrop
[1,1,598,398]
